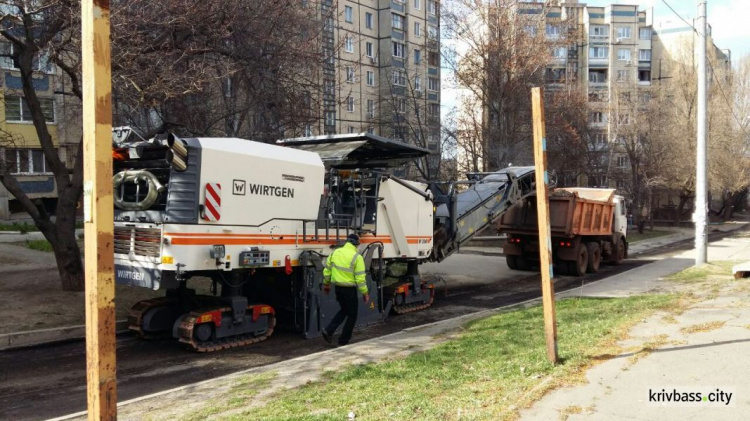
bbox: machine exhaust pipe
[166,150,188,172]
[166,133,188,171]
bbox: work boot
[321,330,333,344]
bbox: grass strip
[24,239,53,252]
[197,294,675,421]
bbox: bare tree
[443,0,586,172]
[0,0,85,291]
[111,0,332,141]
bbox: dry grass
[680,321,726,335]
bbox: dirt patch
[0,268,167,334]
[0,255,23,265]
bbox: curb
[0,320,129,351]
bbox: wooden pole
[531,87,558,364]
[82,0,116,419]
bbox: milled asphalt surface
[51,221,750,420]
[2,220,747,420]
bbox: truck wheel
[569,244,588,277]
[612,239,626,265]
[506,255,519,270]
[517,254,532,271]
[586,242,601,273]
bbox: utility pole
[531,87,558,364]
[695,1,708,265]
[82,0,117,419]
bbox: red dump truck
[496,188,628,276]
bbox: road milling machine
[113,132,530,351]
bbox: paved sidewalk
[521,233,750,420]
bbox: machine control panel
[239,250,270,267]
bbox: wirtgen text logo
[648,388,734,406]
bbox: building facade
[0,43,78,220]
[316,0,442,177]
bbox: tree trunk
[54,240,85,291]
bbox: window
[0,44,54,72]
[345,36,354,53]
[414,22,421,37]
[617,48,631,61]
[392,42,405,58]
[365,42,373,57]
[616,70,629,82]
[639,27,651,39]
[545,24,560,39]
[617,155,627,167]
[392,13,404,30]
[593,132,607,144]
[5,149,51,174]
[638,70,651,83]
[346,96,354,112]
[397,99,406,113]
[303,125,313,137]
[414,0,420,9]
[347,126,356,134]
[428,51,439,66]
[428,103,440,116]
[545,68,566,83]
[367,99,375,118]
[365,12,373,29]
[325,17,334,31]
[366,70,375,86]
[639,49,651,61]
[345,6,353,23]
[428,0,437,16]
[325,111,336,126]
[590,112,604,123]
[616,26,631,39]
[427,25,438,40]
[366,127,374,134]
[589,46,608,59]
[5,96,55,122]
[588,70,607,83]
[617,114,630,125]
[590,25,607,37]
[345,66,355,82]
[415,75,421,90]
[414,49,421,65]
[428,77,439,91]
[392,70,406,85]
[524,25,537,37]
[552,47,567,59]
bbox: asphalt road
[0,232,733,420]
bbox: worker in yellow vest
[321,233,369,346]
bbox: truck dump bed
[496,187,616,238]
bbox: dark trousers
[325,285,359,345]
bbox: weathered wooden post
[82,0,117,418]
[531,87,558,364]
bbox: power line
[661,0,748,136]
[660,0,698,35]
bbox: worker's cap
[347,233,360,245]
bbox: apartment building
[0,43,78,220]
[316,0,442,176]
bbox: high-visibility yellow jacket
[323,242,368,294]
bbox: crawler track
[391,283,436,314]
[128,297,177,338]
[177,306,276,353]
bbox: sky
[584,0,750,60]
